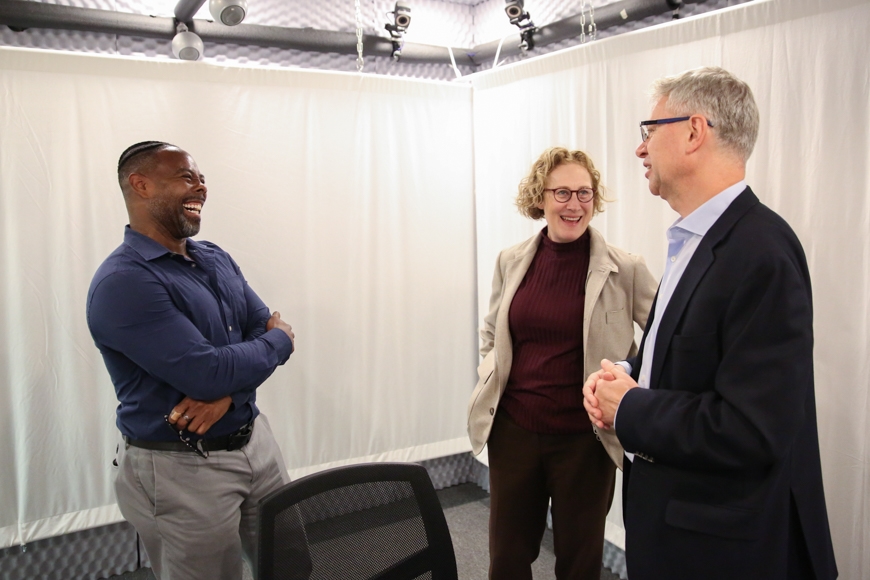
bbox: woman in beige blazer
[467,147,657,580]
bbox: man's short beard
[177,218,200,238]
[149,198,200,239]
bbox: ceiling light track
[0,0,704,68]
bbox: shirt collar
[669,180,747,239]
[123,226,204,261]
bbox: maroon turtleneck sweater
[499,228,592,435]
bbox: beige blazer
[467,226,657,469]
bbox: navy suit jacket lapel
[648,187,759,390]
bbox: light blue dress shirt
[618,181,746,461]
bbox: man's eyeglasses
[639,116,714,142]
[543,188,595,203]
[164,414,209,458]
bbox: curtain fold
[0,50,477,548]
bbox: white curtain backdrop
[0,50,477,548]
[471,0,869,576]
[2,0,869,576]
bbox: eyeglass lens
[552,189,594,202]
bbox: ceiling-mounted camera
[385,2,412,61]
[504,0,537,51]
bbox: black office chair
[257,462,458,580]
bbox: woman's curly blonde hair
[515,147,609,220]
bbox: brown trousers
[488,412,616,580]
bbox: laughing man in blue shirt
[87,141,309,580]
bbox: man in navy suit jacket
[583,67,837,579]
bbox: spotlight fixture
[209,0,248,26]
[504,0,537,52]
[667,0,684,19]
[384,1,412,61]
[171,22,203,61]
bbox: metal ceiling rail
[473,0,694,62]
[0,0,698,67]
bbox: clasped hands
[583,358,639,430]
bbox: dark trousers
[487,412,616,580]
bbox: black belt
[126,422,254,453]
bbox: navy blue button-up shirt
[87,227,293,441]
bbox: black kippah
[117,141,172,173]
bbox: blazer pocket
[665,499,760,541]
[605,308,628,325]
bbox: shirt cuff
[263,328,294,363]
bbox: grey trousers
[114,414,305,580]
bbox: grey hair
[652,66,759,163]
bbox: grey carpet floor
[438,484,621,580]
[105,483,621,580]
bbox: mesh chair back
[257,462,458,580]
